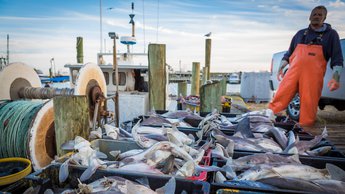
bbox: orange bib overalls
[269,43,327,126]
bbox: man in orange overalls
[269,5,343,127]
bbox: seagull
[204,32,212,37]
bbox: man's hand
[328,71,340,91]
[277,60,288,81]
[328,79,340,91]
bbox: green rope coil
[0,100,44,159]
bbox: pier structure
[169,71,232,83]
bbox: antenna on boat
[120,2,137,54]
[129,2,135,38]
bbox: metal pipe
[18,87,75,99]
[112,36,120,127]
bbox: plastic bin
[209,151,345,194]
[19,163,210,194]
[212,151,345,171]
[91,139,141,160]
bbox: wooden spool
[0,62,41,100]
[0,62,107,170]
[28,100,55,170]
[74,62,107,97]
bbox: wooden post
[205,38,211,80]
[191,62,200,96]
[178,81,187,97]
[148,44,166,110]
[76,37,83,64]
[54,96,89,156]
[200,82,222,113]
[221,77,227,96]
[112,36,120,127]
[202,66,208,85]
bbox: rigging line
[142,0,146,53]
[156,0,160,43]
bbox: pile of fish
[48,108,344,193]
[25,176,176,194]
[57,116,214,184]
[58,137,205,183]
[213,152,345,193]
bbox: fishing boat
[65,3,150,125]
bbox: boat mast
[7,34,9,64]
[128,2,135,54]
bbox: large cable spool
[28,100,55,170]
[0,62,41,100]
[0,100,54,170]
[74,62,107,124]
[0,62,107,170]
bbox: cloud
[329,0,345,8]
[1,0,344,74]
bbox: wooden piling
[205,38,211,80]
[178,81,187,97]
[200,82,222,112]
[76,37,83,64]
[148,44,166,110]
[202,66,208,85]
[191,62,200,96]
[54,96,89,156]
[221,77,227,96]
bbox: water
[50,82,241,120]
[50,82,71,88]
[168,83,240,96]
[51,82,241,96]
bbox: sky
[0,0,344,74]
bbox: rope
[0,100,44,159]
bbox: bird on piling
[204,32,212,37]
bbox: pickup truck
[269,39,345,121]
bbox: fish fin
[95,151,107,159]
[194,149,205,164]
[43,189,54,194]
[326,163,345,181]
[289,154,301,163]
[89,129,102,140]
[180,190,188,194]
[212,146,227,160]
[225,140,235,157]
[109,150,121,159]
[215,171,227,183]
[59,158,70,183]
[188,134,195,142]
[270,167,283,177]
[23,186,42,194]
[60,140,75,151]
[135,177,150,188]
[80,164,99,182]
[296,135,300,143]
[156,177,176,194]
[233,131,244,138]
[321,126,328,138]
[223,158,237,179]
[172,124,179,131]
